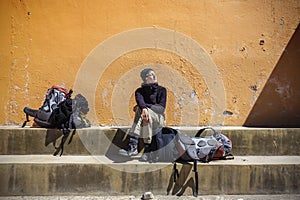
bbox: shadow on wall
[244,23,300,128]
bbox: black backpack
[22,86,90,156]
[51,93,91,156]
[147,127,179,162]
[146,127,199,163]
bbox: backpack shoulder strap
[21,113,30,127]
[195,128,206,137]
[53,128,76,156]
[195,126,218,137]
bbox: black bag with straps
[146,126,200,163]
[147,126,233,197]
[22,86,91,156]
[51,93,91,156]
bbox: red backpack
[193,127,234,162]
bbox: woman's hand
[142,108,150,123]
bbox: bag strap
[40,87,54,111]
[53,129,69,156]
[22,113,30,128]
[53,128,76,156]
[195,128,206,137]
[68,128,76,144]
[172,160,199,197]
[172,162,179,182]
[193,160,199,197]
[66,89,73,99]
[195,127,218,137]
[53,89,74,156]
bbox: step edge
[1,155,299,165]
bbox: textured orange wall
[0,0,299,126]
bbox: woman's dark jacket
[135,83,167,114]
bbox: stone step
[0,155,299,196]
[1,126,300,156]
[1,195,300,200]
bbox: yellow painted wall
[0,0,299,126]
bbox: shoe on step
[118,148,138,157]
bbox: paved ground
[1,195,299,200]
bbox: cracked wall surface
[0,0,299,126]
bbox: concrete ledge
[1,126,300,156]
[1,195,300,200]
[0,155,299,196]
[1,155,300,165]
